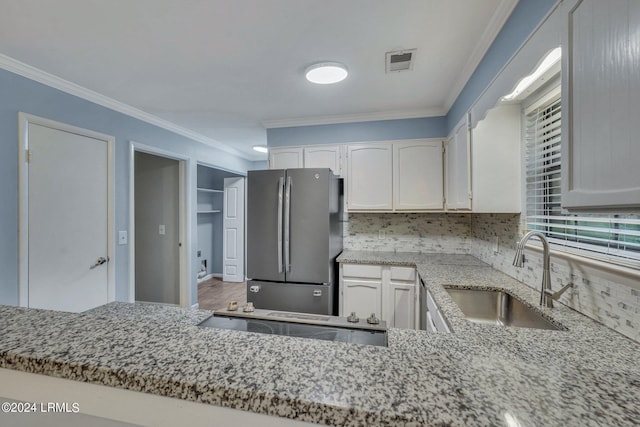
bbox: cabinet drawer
[342,264,382,279]
[390,266,416,281]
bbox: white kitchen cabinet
[445,118,471,210]
[269,144,343,176]
[347,139,443,212]
[340,263,418,329]
[342,279,383,321]
[424,286,449,333]
[561,0,640,210]
[346,143,393,210]
[386,266,418,329]
[303,144,342,176]
[470,103,521,212]
[268,147,303,169]
[393,140,444,210]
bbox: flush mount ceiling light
[252,145,268,153]
[503,47,562,101]
[305,62,348,84]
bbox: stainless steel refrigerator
[246,168,343,315]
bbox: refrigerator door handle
[277,177,284,273]
[284,175,292,272]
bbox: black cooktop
[198,315,387,347]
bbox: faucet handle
[544,282,574,301]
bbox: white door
[223,177,245,282]
[24,119,112,312]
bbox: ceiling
[0,0,517,160]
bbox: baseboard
[191,303,200,309]
[197,273,215,284]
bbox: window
[524,86,640,265]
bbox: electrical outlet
[492,236,499,253]
[159,224,165,235]
[197,250,202,257]
[378,229,386,240]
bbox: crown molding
[0,53,249,160]
[443,0,519,112]
[262,107,446,129]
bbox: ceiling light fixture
[305,62,348,84]
[503,47,561,101]
[252,145,268,153]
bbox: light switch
[118,231,128,245]
[159,225,165,235]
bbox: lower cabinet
[424,285,449,333]
[339,263,418,329]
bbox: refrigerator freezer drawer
[247,280,336,315]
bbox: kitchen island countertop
[0,252,638,426]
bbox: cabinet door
[394,140,444,210]
[384,281,415,329]
[562,0,640,210]
[304,145,342,176]
[269,147,303,169]
[445,121,471,210]
[342,278,382,320]
[471,104,521,212]
[347,143,392,210]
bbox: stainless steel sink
[444,288,562,330]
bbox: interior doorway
[196,163,245,308]
[130,142,190,306]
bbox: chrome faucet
[513,230,552,308]
[513,230,571,308]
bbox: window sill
[524,242,640,283]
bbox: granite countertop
[1,253,639,426]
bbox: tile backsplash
[470,213,639,343]
[343,212,640,342]
[344,213,472,253]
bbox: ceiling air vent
[386,49,416,73]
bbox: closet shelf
[197,188,223,193]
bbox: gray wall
[135,152,180,304]
[0,67,252,307]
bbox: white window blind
[524,88,640,265]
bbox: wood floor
[197,277,247,311]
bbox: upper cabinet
[346,143,393,210]
[394,140,444,211]
[562,0,640,210]
[445,117,471,210]
[303,144,342,176]
[269,139,445,212]
[471,104,521,213]
[268,147,303,169]
[269,145,342,176]
[347,139,444,212]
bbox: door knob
[90,257,108,269]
